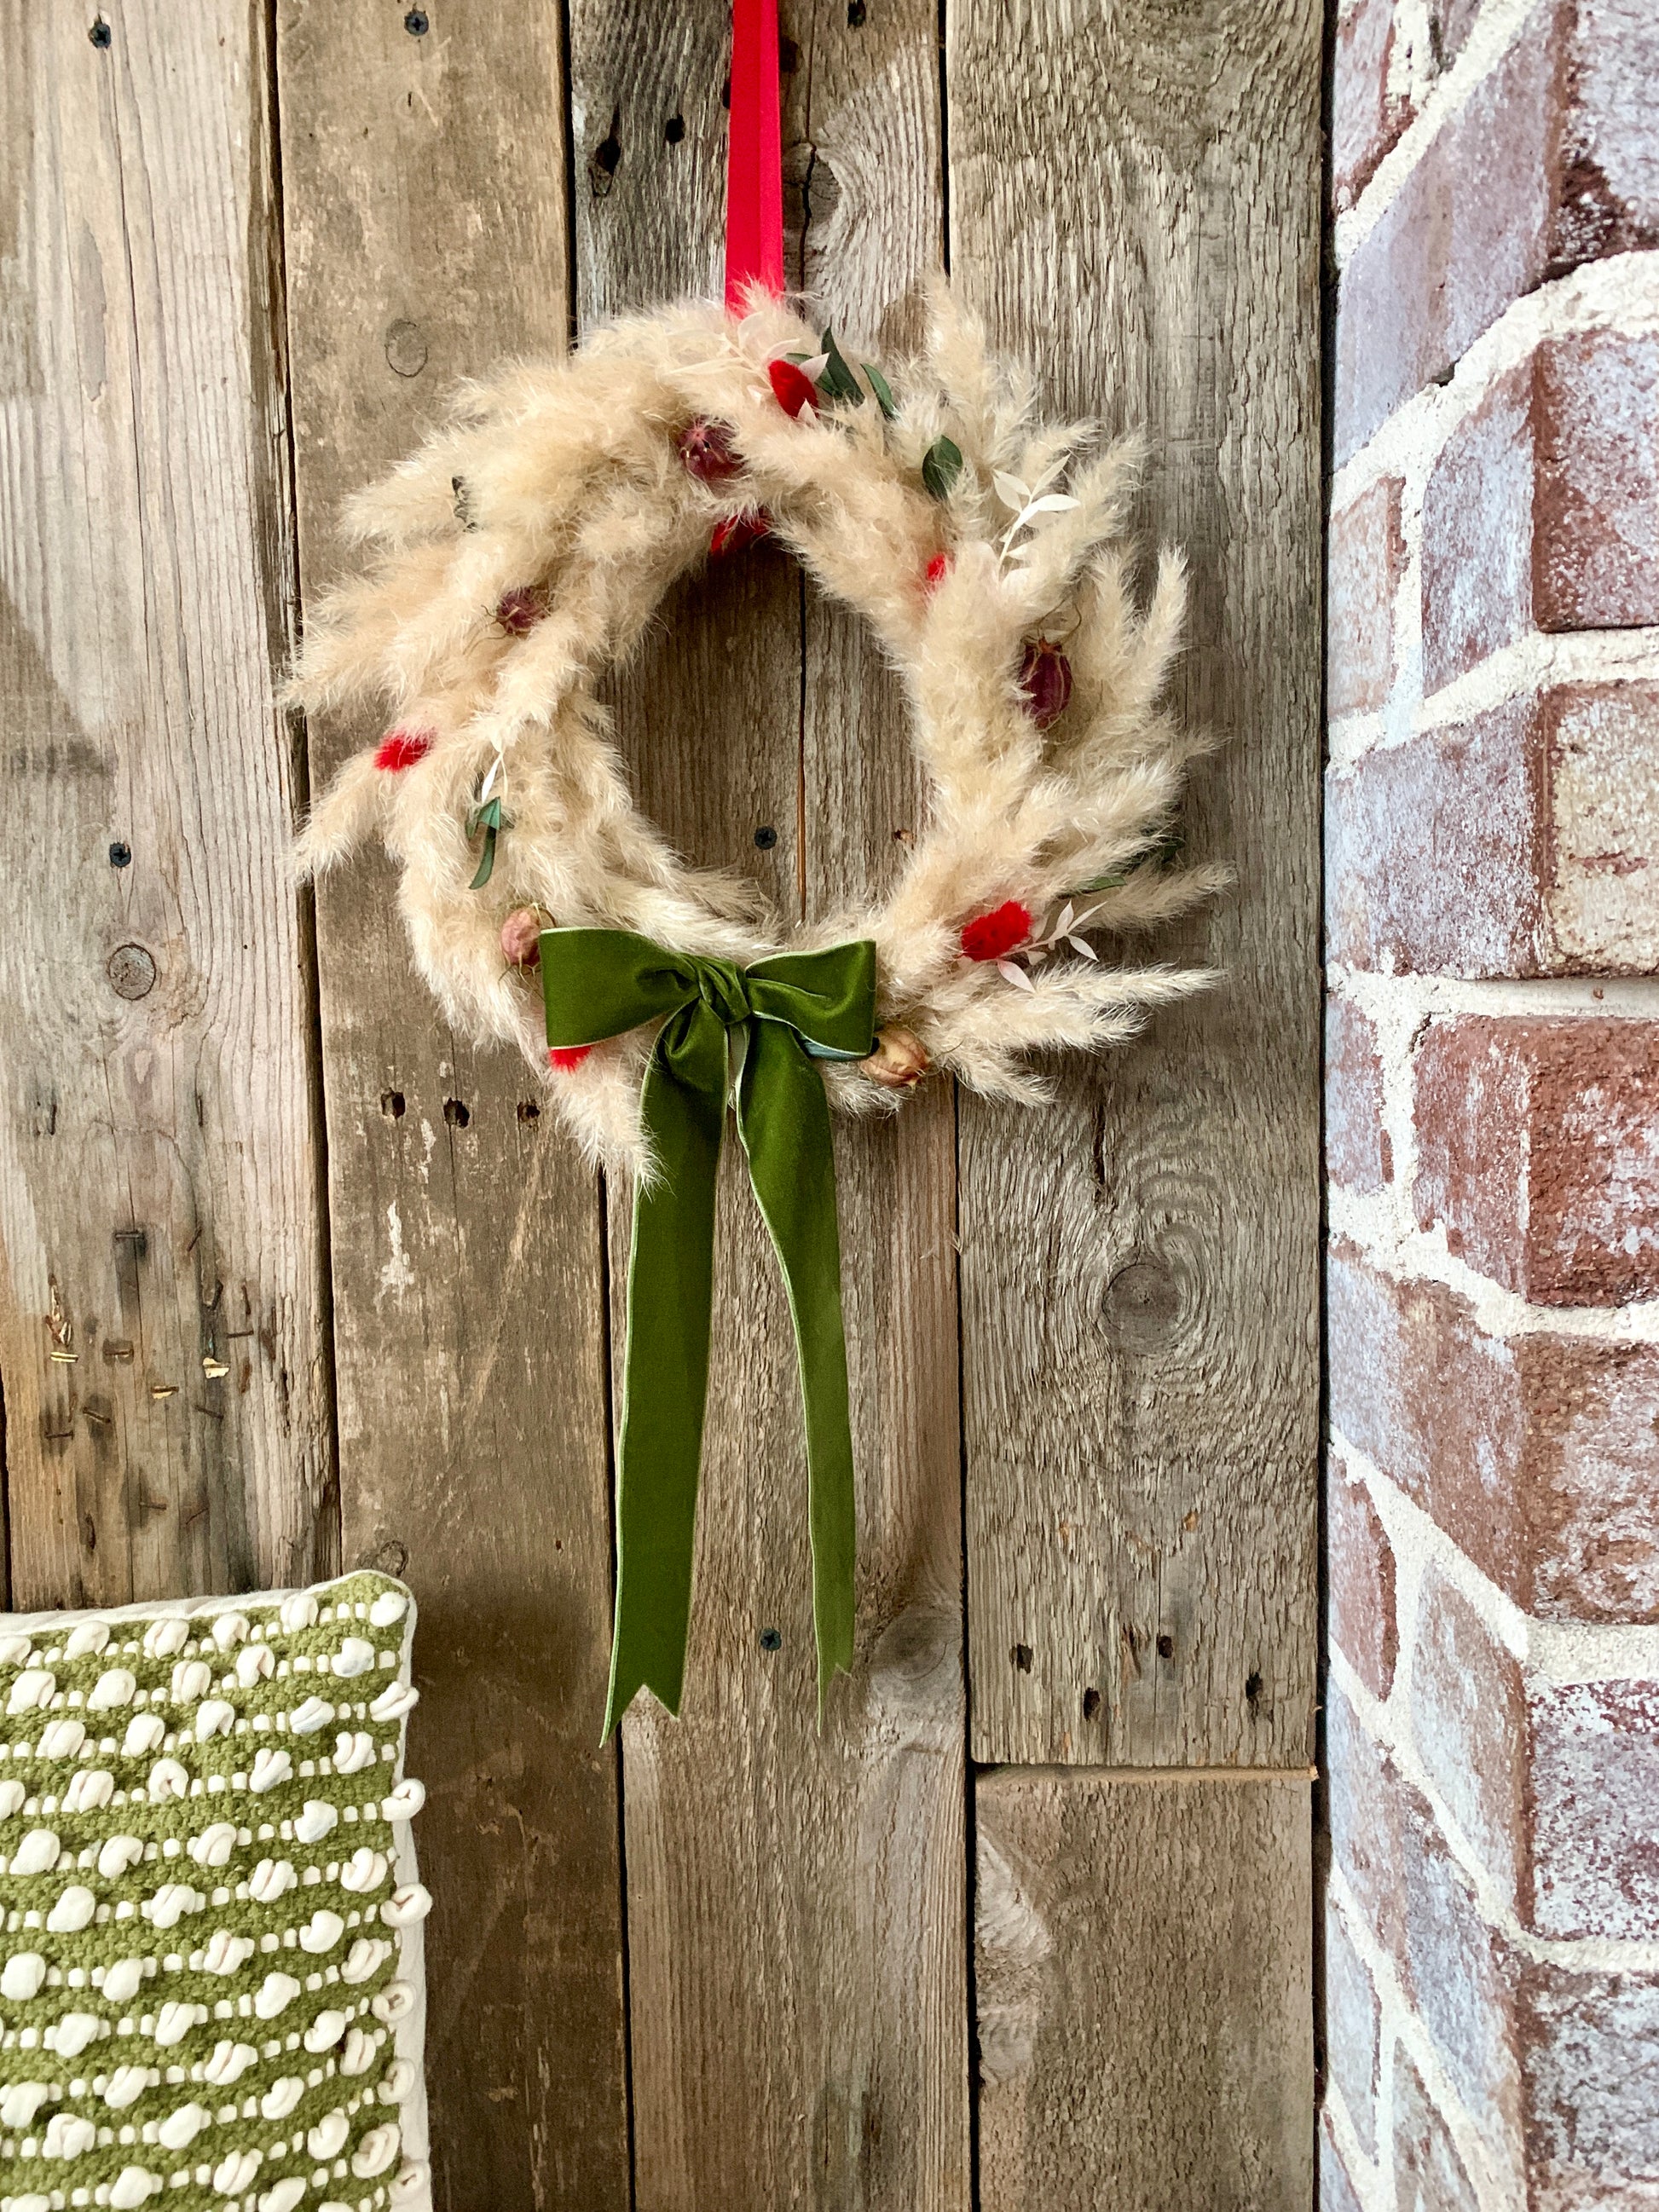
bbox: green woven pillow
[0,1571,429,2212]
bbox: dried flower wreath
[293,289,1221,1177]
[292,287,1223,1732]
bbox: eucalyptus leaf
[818,328,864,405]
[468,794,504,891]
[1066,827,1185,895]
[863,361,898,419]
[922,436,963,501]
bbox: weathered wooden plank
[570,3,969,2203]
[951,0,1324,1767]
[273,7,630,2206]
[977,1769,1314,2210]
[0,2,329,1609]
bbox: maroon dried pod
[1018,638,1073,730]
[495,585,546,636]
[678,418,743,483]
[500,907,546,969]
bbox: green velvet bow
[540,928,877,1738]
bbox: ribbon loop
[540,927,877,1736]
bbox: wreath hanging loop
[294,286,1223,1179]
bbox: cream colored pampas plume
[293,286,1222,1173]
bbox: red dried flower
[924,552,951,593]
[960,900,1032,963]
[767,359,818,419]
[495,585,546,635]
[710,507,772,558]
[1018,638,1073,730]
[547,1045,592,1071]
[373,727,435,772]
[678,418,743,482]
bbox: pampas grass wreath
[293,287,1224,1175]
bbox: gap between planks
[977,1764,1317,1784]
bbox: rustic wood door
[0,3,1321,2205]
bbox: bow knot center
[696,959,753,1029]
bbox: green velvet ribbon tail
[540,928,876,1740]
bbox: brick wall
[1323,1,1659,2204]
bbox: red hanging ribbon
[724,0,784,310]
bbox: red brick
[1549,0,1659,273]
[1421,336,1659,690]
[1535,330,1659,629]
[1412,1015,1659,1303]
[1330,1463,1400,1699]
[1334,3,1659,465]
[1328,1243,1659,1620]
[1401,1797,1525,2175]
[1326,1677,1413,1962]
[1326,1899,1382,2155]
[1332,0,1413,214]
[1433,0,1483,67]
[1528,1678,1659,1940]
[1546,680,1659,973]
[1393,2050,1482,2212]
[1327,996,1392,1192]
[1335,6,1558,465]
[1319,2113,1367,2212]
[1329,474,1406,714]
[1327,696,1543,975]
[1329,684,1659,979]
[1409,1570,1528,1909]
[1404,1567,1659,1937]
[1420,366,1536,690]
[1520,1966,1659,2204]
[1327,1678,1659,2198]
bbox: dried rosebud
[678,418,743,482]
[710,507,771,559]
[924,552,951,593]
[859,1025,929,1091]
[1018,638,1073,730]
[373,727,435,772]
[547,1045,592,1072]
[767,359,818,419]
[960,900,1032,963]
[500,908,546,969]
[495,585,546,636]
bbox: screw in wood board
[1156,1633,1175,1660]
[403,9,428,33]
[384,320,428,378]
[88,17,111,46]
[1082,1687,1101,1720]
[1013,1642,1033,1672]
[106,943,156,1001]
[108,840,131,868]
[664,114,685,145]
[759,1627,782,1651]
[754,824,777,850]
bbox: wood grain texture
[0,1,329,1609]
[950,0,1324,1769]
[570,3,969,2203]
[977,1770,1314,2211]
[273,8,630,2205]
